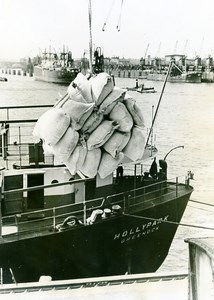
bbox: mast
[88,0,93,74]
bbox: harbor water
[1,73,214,274]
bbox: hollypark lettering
[114,215,169,244]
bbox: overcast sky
[0,0,214,60]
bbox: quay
[0,272,188,300]
[1,68,32,77]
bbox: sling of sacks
[33,72,146,179]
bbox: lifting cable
[116,0,124,32]
[102,0,116,31]
[102,0,124,32]
[123,213,214,231]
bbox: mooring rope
[123,213,214,231]
[189,199,214,207]
[188,204,214,213]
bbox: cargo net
[33,72,146,179]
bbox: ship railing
[1,174,191,237]
[0,105,54,169]
[2,195,106,236]
[106,174,189,211]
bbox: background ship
[145,55,202,83]
[146,70,202,83]
[34,47,79,84]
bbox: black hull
[0,189,191,283]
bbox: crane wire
[102,0,124,32]
[116,0,124,32]
[102,0,116,31]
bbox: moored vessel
[146,70,202,83]
[146,55,202,83]
[34,48,79,84]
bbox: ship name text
[114,215,169,244]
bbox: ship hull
[147,72,202,83]
[34,66,79,84]
[0,186,192,283]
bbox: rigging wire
[123,213,214,232]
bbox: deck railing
[0,105,53,169]
[1,175,190,237]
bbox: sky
[0,0,214,60]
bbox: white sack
[65,144,87,175]
[87,120,119,150]
[33,107,70,145]
[81,110,104,134]
[98,87,126,115]
[90,72,114,105]
[61,100,94,130]
[67,73,93,103]
[123,95,145,128]
[79,148,101,178]
[52,126,79,163]
[123,126,146,161]
[103,131,130,158]
[109,102,133,132]
[98,151,124,179]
